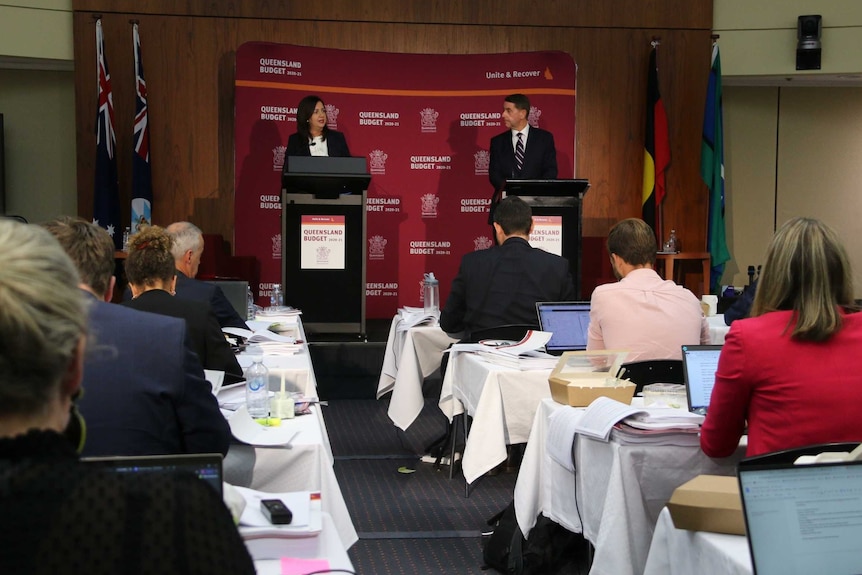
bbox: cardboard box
[667,475,745,535]
[548,376,636,407]
[547,350,634,407]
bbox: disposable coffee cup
[701,294,718,316]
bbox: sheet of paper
[281,558,330,575]
[547,405,584,471]
[204,369,225,395]
[234,487,311,528]
[229,406,300,446]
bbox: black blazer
[285,130,351,157]
[174,271,248,330]
[122,290,242,379]
[488,127,558,193]
[79,292,230,457]
[440,237,575,337]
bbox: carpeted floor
[324,396,590,574]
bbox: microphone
[309,142,316,146]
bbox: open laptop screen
[536,301,591,354]
[82,453,223,496]
[681,344,722,415]
[739,460,862,575]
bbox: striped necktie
[515,132,525,174]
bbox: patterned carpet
[323,397,590,574]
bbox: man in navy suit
[43,217,230,457]
[166,221,249,330]
[488,93,558,224]
[440,196,575,339]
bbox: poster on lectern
[529,215,563,256]
[300,215,346,270]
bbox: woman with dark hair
[701,217,862,458]
[122,225,242,380]
[0,220,254,574]
[285,95,351,157]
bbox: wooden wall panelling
[73,0,711,30]
[73,7,712,277]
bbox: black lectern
[503,179,590,297]
[282,156,371,335]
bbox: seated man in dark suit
[488,93,558,224]
[441,196,575,339]
[42,217,230,457]
[165,221,249,330]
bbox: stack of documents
[223,327,301,355]
[395,306,439,330]
[574,396,704,444]
[474,330,558,370]
[233,486,322,560]
[256,307,303,326]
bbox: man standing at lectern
[488,93,558,224]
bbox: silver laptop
[82,453,224,496]
[739,458,862,575]
[681,344,722,415]
[535,301,591,356]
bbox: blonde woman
[701,217,862,457]
[0,220,254,574]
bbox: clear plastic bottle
[663,229,679,253]
[245,349,269,418]
[122,227,131,252]
[270,284,283,308]
[246,285,256,321]
[423,272,440,316]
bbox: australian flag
[131,23,152,233]
[93,19,121,249]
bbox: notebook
[681,344,722,415]
[82,453,224,496]
[535,301,591,356]
[738,459,862,575]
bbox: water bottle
[423,272,440,316]
[663,229,679,253]
[270,284,283,308]
[246,285,256,321]
[122,227,131,252]
[245,349,269,418]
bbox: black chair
[1,215,28,223]
[739,442,862,468]
[617,359,684,394]
[465,323,537,343]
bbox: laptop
[738,458,862,574]
[681,344,722,415]
[535,301,591,356]
[82,453,224,496]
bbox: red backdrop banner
[234,43,576,319]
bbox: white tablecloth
[708,314,730,344]
[377,317,457,430]
[643,507,752,575]
[440,352,552,484]
[513,398,745,575]
[251,513,354,574]
[228,319,358,549]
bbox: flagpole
[651,37,664,248]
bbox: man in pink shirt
[587,218,709,361]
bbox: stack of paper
[395,306,439,330]
[256,307,303,325]
[475,330,558,370]
[611,423,701,446]
[224,326,301,355]
[233,486,323,561]
[574,396,704,443]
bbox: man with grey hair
[165,221,249,330]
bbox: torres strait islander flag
[93,19,122,249]
[642,45,670,241]
[131,22,152,233]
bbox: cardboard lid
[549,349,631,381]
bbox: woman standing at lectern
[286,95,351,157]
